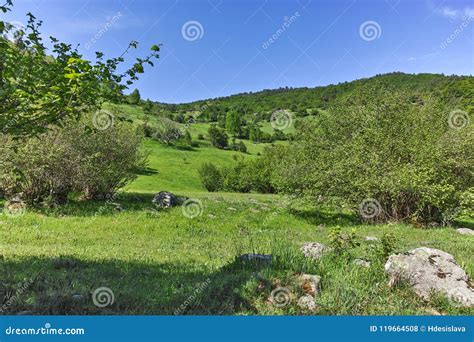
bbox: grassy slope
[1,105,473,316]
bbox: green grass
[127,138,261,194]
[1,136,473,316]
[1,194,473,315]
[1,106,473,316]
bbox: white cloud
[437,5,474,20]
[440,7,458,19]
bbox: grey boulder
[152,191,186,208]
[301,242,331,260]
[456,228,474,236]
[385,247,474,307]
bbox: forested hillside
[137,72,473,123]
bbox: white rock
[301,242,331,260]
[456,228,474,236]
[385,247,474,307]
[297,294,317,311]
[364,236,379,242]
[354,259,371,268]
[298,274,322,296]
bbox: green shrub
[0,114,146,203]
[153,118,182,145]
[208,125,228,149]
[198,162,223,192]
[272,88,473,224]
[328,226,359,256]
[211,155,275,194]
[229,140,247,153]
[0,133,77,204]
[68,115,146,200]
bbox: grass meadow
[1,135,473,316]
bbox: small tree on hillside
[225,111,242,137]
[208,125,228,149]
[128,89,141,105]
[153,118,182,145]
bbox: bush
[0,114,146,203]
[153,118,182,145]
[198,154,275,194]
[197,133,205,140]
[208,125,228,149]
[272,129,287,141]
[69,115,146,200]
[198,163,223,192]
[272,88,474,224]
[229,140,247,153]
[0,133,77,204]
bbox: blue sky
[3,0,474,103]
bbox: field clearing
[1,138,473,316]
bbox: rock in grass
[353,259,371,268]
[239,253,272,265]
[456,228,474,236]
[364,236,379,242]
[152,191,186,208]
[297,294,317,311]
[298,274,321,296]
[300,242,331,260]
[385,247,474,307]
[72,294,85,302]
